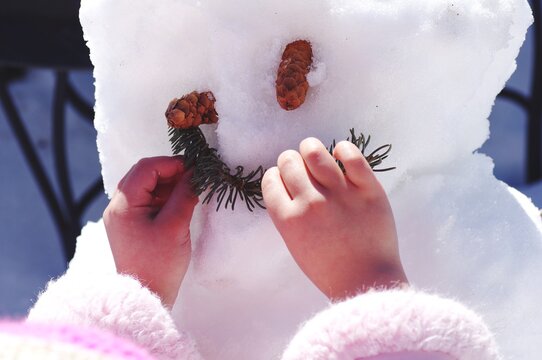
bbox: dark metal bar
[76,178,104,218]
[66,77,94,121]
[498,88,530,111]
[52,71,78,259]
[53,72,75,214]
[527,0,542,183]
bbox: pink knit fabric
[28,273,202,360]
[359,351,455,360]
[0,321,154,359]
[29,269,501,360]
[281,289,501,360]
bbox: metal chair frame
[0,69,102,261]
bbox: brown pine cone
[166,91,219,129]
[276,40,313,111]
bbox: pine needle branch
[169,127,394,212]
[328,128,396,172]
[169,127,264,211]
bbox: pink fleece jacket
[26,272,500,360]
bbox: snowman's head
[83,0,530,202]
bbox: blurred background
[0,1,541,316]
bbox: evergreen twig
[169,127,264,211]
[169,127,394,212]
[328,128,396,172]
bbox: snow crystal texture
[79,0,541,359]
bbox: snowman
[29,0,542,359]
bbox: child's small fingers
[333,141,376,188]
[120,157,184,207]
[262,167,292,215]
[149,182,176,208]
[155,170,198,228]
[299,137,345,190]
[277,150,317,199]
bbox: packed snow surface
[77,0,541,358]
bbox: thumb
[155,170,198,229]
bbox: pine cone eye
[166,91,219,129]
[276,40,313,111]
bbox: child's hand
[262,138,407,301]
[103,156,198,308]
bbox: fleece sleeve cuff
[27,271,201,360]
[281,288,501,360]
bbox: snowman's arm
[27,221,202,360]
[282,288,501,360]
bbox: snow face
[79,0,541,358]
